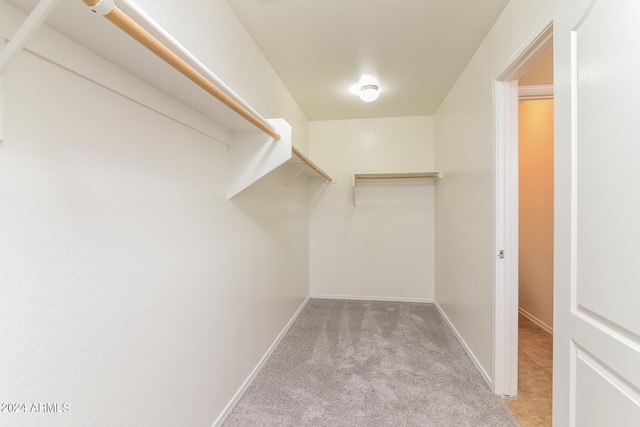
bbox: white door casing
[494,21,553,397]
[494,78,519,397]
[554,0,640,425]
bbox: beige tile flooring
[504,314,553,426]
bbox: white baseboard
[310,294,434,304]
[434,301,493,389]
[518,307,553,335]
[211,296,310,427]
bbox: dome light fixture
[359,84,379,102]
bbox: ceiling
[225,0,510,120]
[5,0,511,123]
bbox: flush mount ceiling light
[350,75,381,102]
[359,84,379,102]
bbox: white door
[554,0,640,425]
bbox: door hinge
[497,250,504,259]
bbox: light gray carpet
[222,299,519,426]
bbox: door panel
[555,0,640,424]
[575,348,640,427]
[574,0,640,338]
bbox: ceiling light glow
[359,84,379,102]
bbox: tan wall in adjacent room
[519,99,554,330]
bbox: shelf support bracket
[0,0,60,76]
[0,0,61,142]
[353,169,357,207]
[294,165,308,179]
[0,76,4,142]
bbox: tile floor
[504,313,553,426]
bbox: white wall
[0,2,310,426]
[309,117,435,302]
[434,0,552,385]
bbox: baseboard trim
[519,307,553,335]
[310,294,434,304]
[211,296,310,427]
[434,301,493,389]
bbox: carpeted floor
[222,299,519,426]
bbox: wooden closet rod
[82,0,281,141]
[292,147,332,181]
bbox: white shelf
[1,1,333,197]
[354,172,441,181]
[352,171,442,206]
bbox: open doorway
[492,18,553,415]
[502,49,554,425]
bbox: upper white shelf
[352,171,442,206]
[1,0,333,196]
[354,172,441,181]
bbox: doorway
[493,21,553,402]
[502,50,554,425]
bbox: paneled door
[554,0,640,425]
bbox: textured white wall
[0,2,310,426]
[309,117,435,301]
[434,0,552,384]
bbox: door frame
[493,20,553,396]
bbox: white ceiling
[225,0,510,120]
[5,0,510,123]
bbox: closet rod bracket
[86,0,114,16]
